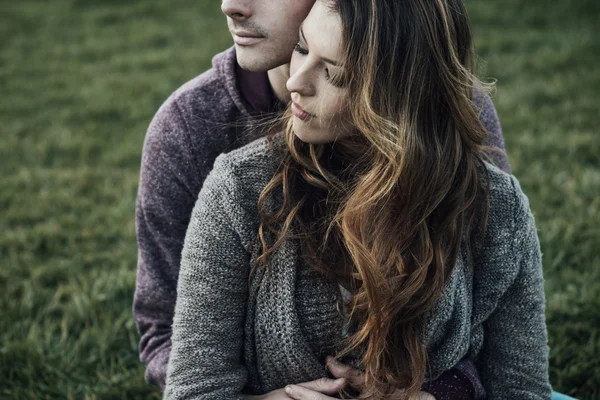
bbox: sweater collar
[212,45,285,117]
[234,61,285,116]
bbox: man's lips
[232,30,265,46]
[291,100,314,121]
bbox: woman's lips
[291,101,314,121]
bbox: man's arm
[422,359,486,400]
[134,98,203,390]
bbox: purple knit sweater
[133,46,507,397]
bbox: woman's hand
[283,357,436,400]
[243,377,348,399]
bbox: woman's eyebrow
[300,25,340,67]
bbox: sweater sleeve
[475,176,552,399]
[133,98,203,390]
[422,358,486,400]
[163,157,250,400]
[474,89,510,174]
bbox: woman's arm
[163,157,251,400]
[475,176,552,399]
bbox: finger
[295,377,347,394]
[326,357,365,388]
[285,383,340,400]
[417,391,437,400]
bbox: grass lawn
[1,0,598,398]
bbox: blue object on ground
[552,391,577,400]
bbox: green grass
[1,0,598,398]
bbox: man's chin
[235,45,285,73]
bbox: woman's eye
[294,42,308,55]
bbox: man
[133,0,506,396]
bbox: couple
[134,0,553,399]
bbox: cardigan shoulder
[212,134,285,204]
[217,134,284,178]
[484,161,531,220]
[478,161,536,263]
[198,134,285,252]
[470,161,540,321]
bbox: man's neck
[267,64,291,104]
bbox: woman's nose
[287,63,317,97]
[221,0,253,22]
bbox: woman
[164,0,552,399]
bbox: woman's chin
[292,126,329,145]
[292,130,309,143]
[293,128,313,144]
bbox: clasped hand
[244,356,435,400]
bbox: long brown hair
[255,0,491,398]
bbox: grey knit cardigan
[164,135,552,400]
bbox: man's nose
[221,0,253,22]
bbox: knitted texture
[340,285,485,400]
[163,135,551,400]
[133,45,509,390]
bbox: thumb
[295,377,347,394]
[326,356,365,389]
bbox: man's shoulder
[156,46,248,127]
[141,46,252,173]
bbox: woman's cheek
[323,91,349,121]
[331,94,351,127]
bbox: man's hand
[243,377,347,400]
[283,357,436,400]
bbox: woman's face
[286,1,352,144]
